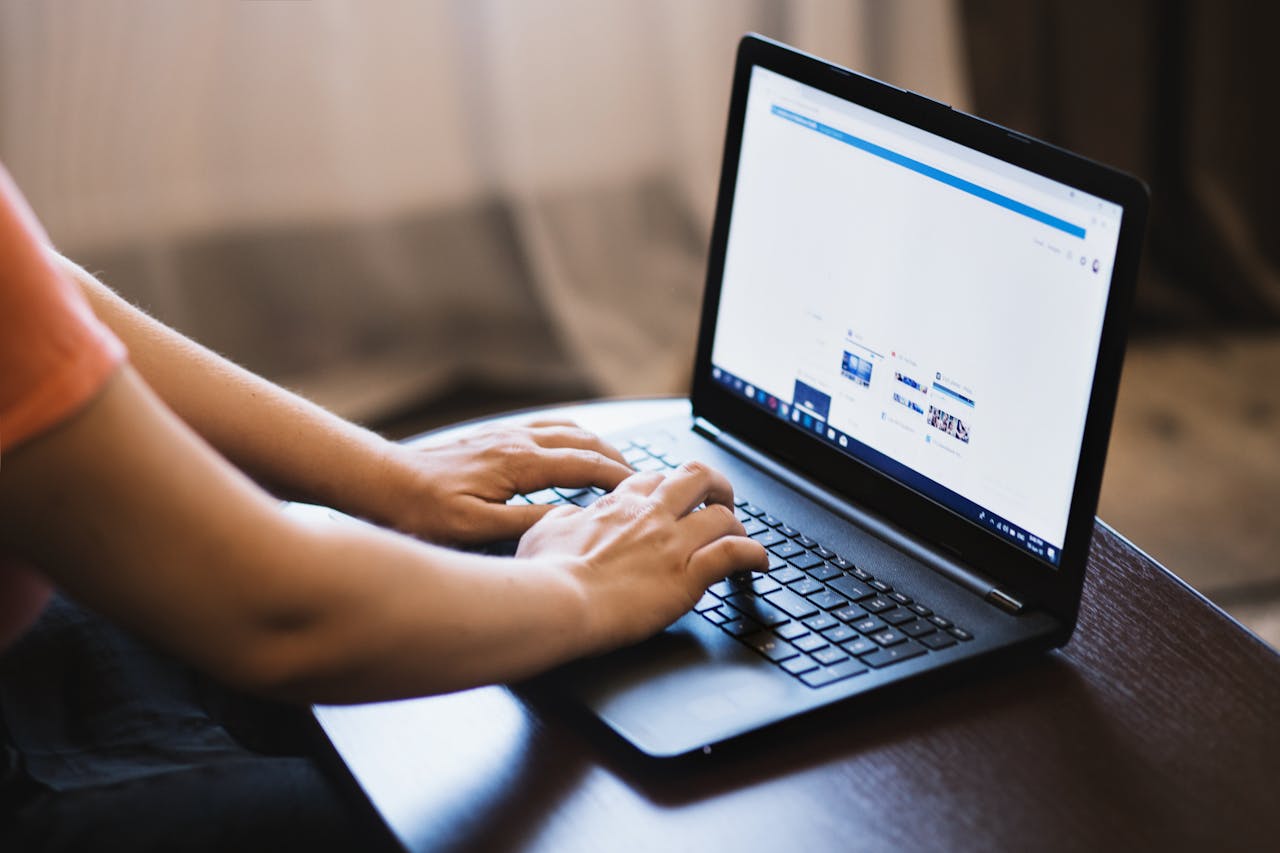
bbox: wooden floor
[1098,331,1280,648]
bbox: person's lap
[0,594,376,852]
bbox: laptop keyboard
[508,437,974,689]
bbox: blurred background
[2,1,1275,645]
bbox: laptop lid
[690,35,1148,622]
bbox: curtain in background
[961,0,1279,330]
[0,0,969,420]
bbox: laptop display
[707,66,1126,569]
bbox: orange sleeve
[0,163,126,454]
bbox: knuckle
[680,459,709,477]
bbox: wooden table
[313,399,1280,852]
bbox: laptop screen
[708,66,1125,568]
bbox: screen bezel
[690,35,1149,620]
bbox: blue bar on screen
[771,105,1086,240]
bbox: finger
[473,501,581,542]
[608,470,666,498]
[676,501,745,543]
[528,426,629,468]
[522,418,580,429]
[687,536,770,588]
[649,461,735,517]
[509,447,632,494]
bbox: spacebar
[764,588,819,619]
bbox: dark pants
[0,595,380,852]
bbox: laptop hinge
[985,588,1024,614]
[710,430,1014,607]
[692,417,722,441]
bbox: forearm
[52,252,406,524]
[256,515,591,702]
[0,368,592,702]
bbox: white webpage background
[711,68,1120,548]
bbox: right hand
[515,461,769,653]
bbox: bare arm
[0,365,765,703]
[52,253,632,545]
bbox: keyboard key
[741,503,765,517]
[775,621,809,640]
[832,605,868,623]
[793,634,829,653]
[759,514,783,528]
[744,632,799,662]
[708,579,738,598]
[852,616,887,634]
[771,541,805,559]
[632,456,669,472]
[929,615,953,629]
[813,546,835,559]
[821,624,858,644]
[694,592,721,612]
[889,592,911,605]
[909,603,933,617]
[782,655,819,675]
[725,593,790,627]
[764,588,820,620]
[800,659,867,687]
[880,608,915,626]
[736,509,753,523]
[721,618,758,637]
[752,530,785,548]
[702,608,729,625]
[899,619,937,638]
[570,490,600,507]
[733,497,748,508]
[777,525,800,538]
[920,632,958,650]
[740,518,767,537]
[862,596,895,613]
[831,556,853,570]
[803,613,840,632]
[794,535,817,548]
[871,628,908,646]
[622,446,649,465]
[841,637,879,656]
[506,494,532,505]
[812,646,849,666]
[750,577,782,595]
[788,552,824,570]
[828,576,875,601]
[809,590,850,611]
[869,580,891,593]
[948,627,974,641]
[788,578,825,596]
[769,567,805,585]
[862,642,926,668]
[766,554,789,572]
[850,567,873,582]
[526,488,561,505]
[806,563,842,582]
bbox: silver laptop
[528,34,1148,757]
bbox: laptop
[521,34,1149,757]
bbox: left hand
[382,419,633,546]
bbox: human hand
[515,461,769,653]
[383,419,633,546]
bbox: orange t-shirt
[0,162,126,650]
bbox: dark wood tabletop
[313,399,1280,853]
